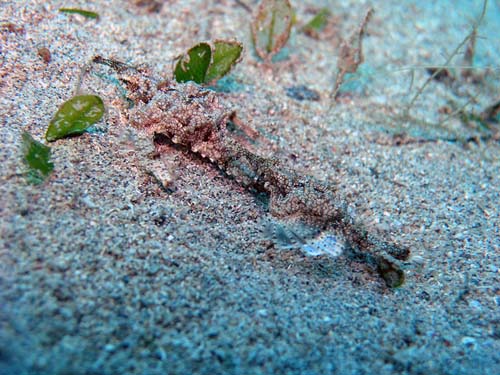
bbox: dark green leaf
[174,43,212,84]
[251,0,293,61]
[59,8,100,19]
[302,8,331,38]
[205,40,243,83]
[45,95,105,142]
[21,132,54,185]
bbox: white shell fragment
[263,217,344,258]
[301,233,343,258]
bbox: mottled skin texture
[94,56,410,287]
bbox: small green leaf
[302,8,331,38]
[59,8,100,19]
[174,42,212,84]
[46,95,105,142]
[205,40,243,83]
[21,132,54,185]
[251,0,293,61]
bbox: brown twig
[234,0,252,13]
[331,7,373,100]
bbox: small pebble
[81,195,97,208]
[257,309,268,317]
[37,47,51,63]
[285,85,320,101]
[154,347,167,361]
[461,337,477,349]
[468,300,482,311]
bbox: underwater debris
[302,233,343,258]
[174,40,243,85]
[426,67,454,85]
[285,85,320,101]
[205,40,244,83]
[37,47,51,63]
[130,0,163,13]
[0,22,25,34]
[301,8,331,39]
[174,42,211,84]
[405,0,488,117]
[263,217,344,258]
[59,8,100,20]
[92,55,410,287]
[251,0,293,62]
[481,99,500,123]
[59,8,99,19]
[235,0,252,13]
[45,95,105,142]
[21,131,54,185]
[332,7,373,100]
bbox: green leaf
[205,40,243,83]
[59,8,100,19]
[251,0,293,61]
[45,95,105,142]
[21,132,54,185]
[302,8,331,38]
[174,42,212,84]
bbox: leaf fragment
[174,40,243,84]
[302,8,331,38]
[251,0,293,61]
[332,8,373,100]
[174,42,212,84]
[21,132,54,185]
[59,8,100,19]
[45,95,105,141]
[205,40,243,83]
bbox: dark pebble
[285,85,321,101]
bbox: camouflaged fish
[91,55,410,287]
